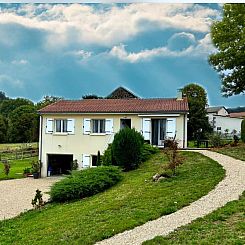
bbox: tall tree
[82,94,103,99]
[0,91,8,101]
[0,115,7,143]
[209,4,245,96]
[36,95,63,109]
[182,83,212,140]
[8,105,39,143]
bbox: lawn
[0,142,38,151]
[143,192,245,245]
[0,157,37,180]
[0,152,225,245]
[213,143,245,161]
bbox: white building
[206,106,243,136]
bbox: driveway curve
[0,177,60,220]
[97,150,245,245]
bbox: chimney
[176,89,183,100]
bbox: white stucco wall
[39,113,187,177]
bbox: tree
[82,94,103,99]
[182,83,212,140]
[8,105,39,143]
[0,115,7,143]
[241,119,245,143]
[209,4,245,96]
[36,95,63,109]
[0,91,8,101]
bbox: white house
[38,95,188,177]
[207,106,243,135]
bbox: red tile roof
[229,112,245,118]
[39,98,189,114]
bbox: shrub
[141,143,159,162]
[209,132,223,147]
[31,189,44,209]
[112,127,144,171]
[50,166,122,202]
[71,159,78,170]
[2,160,10,176]
[102,144,114,166]
[241,119,245,143]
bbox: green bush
[50,166,122,202]
[141,143,159,162]
[241,119,245,143]
[102,144,114,166]
[112,127,144,171]
[209,132,223,147]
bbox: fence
[0,148,39,161]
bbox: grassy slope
[0,152,225,245]
[0,157,37,180]
[0,142,38,151]
[143,192,245,245]
[213,143,245,161]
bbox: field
[0,152,225,245]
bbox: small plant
[2,160,10,177]
[71,159,78,170]
[31,189,44,209]
[209,132,222,148]
[23,167,32,177]
[231,135,239,147]
[32,160,41,179]
[102,144,114,166]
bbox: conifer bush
[241,119,245,143]
[112,127,144,171]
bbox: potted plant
[23,167,32,177]
[32,160,41,179]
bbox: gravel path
[0,177,61,220]
[97,150,245,245]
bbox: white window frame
[92,119,106,134]
[54,119,68,133]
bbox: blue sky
[0,3,244,107]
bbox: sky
[0,3,244,107]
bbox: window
[217,127,221,131]
[92,119,105,133]
[92,155,98,167]
[55,119,68,133]
[120,119,131,129]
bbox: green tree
[0,115,7,143]
[82,94,103,99]
[241,119,245,143]
[8,105,39,143]
[36,95,63,110]
[0,91,8,101]
[209,4,245,96]
[182,83,212,140]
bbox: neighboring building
[206,106,243,135]
[38,95,188,177]
[106,86,139,99]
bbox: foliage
[102,144,114,166]
[241,119,245,143]
[31,189,44,209]
[209,4,245,96]
[209,132,223,147]
[8,105,39,143]
[112,127,144,171]
[31,160,40,173]
[71,159,78,170]
[2,160,10,176]
[182,83,212,140]
[97,151,102,166]
[36,95,63,110]
[0,91,8,101]
[0,152,225,245]
[162,139,184,176]
[141,143,159,162]
[82,94,103,99]
[0,115,7,143]
[50,166,122,202]
[23,167,32,175]
[232,135,239,146]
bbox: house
[38,91,188,177]
[206,106,243,135]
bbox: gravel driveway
[0,177,61,220]
[97,150,245,245]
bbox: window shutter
[142,118,151,140]
[82,154,90,168]
[105,119,113,134]
[166,118,176,139]
[46,118,53,134]
[83,118,91,135]
[67,119,75,134]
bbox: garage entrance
[47,154,73,175]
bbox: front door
[151,119,166,146]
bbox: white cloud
[11,59,29,65]
[0,74,23,87]
[0,4,219,47]
[109,33,215,63]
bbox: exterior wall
[208,114,242,135]
[39,113,187,177]
[217,108,229,116]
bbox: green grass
[0,157,37,180]
[0,152,225,245]
[213,143,245,161]
[143,192,245,245]
[0,142,38,151]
